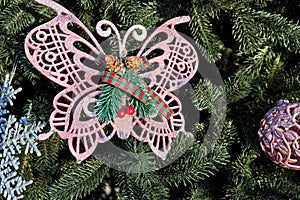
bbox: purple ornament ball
[258,99,300,170]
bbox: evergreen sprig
[95,82,124,123]
[189,1,224,62]
[146,120,236,189]
[189,186,214,200]
[0,5,35,35]
[192,78,227,114]
[123,71,157,118]
[95,71,157,123]
[116,171,170,200]
[103,0,162,28]
[48,158,109,200]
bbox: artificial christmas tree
[0,0,300,199]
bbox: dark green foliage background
[0,0,300,199]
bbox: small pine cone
[125,56,142,70]
[106,55,121,73]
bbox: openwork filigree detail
[258,99,300,170]
[24,0,198,163]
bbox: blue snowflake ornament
[0,74,45,200]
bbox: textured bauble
[258,99,300,170]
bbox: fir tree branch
[0,5,35,35]
[153,120,236,188]
[192,78,227,114]
[95,83,124,123]
[48,158,109,200]
[116,171,170,200]
[189,1,223,62]
[77,0,99,11]
[32,134,61,172]
[225,46,279,103]
[189,186,214,200]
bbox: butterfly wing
[127,16,197,159]
[25,0,115,161]
[66,83,115,162]
[136,16,198,91]
[130,84,184,159]
[45,81,114,162]
[25,0,104,87]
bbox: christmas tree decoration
[258,99,300,170]
[117,109,126,118]
[126,106,135,115]
[0,74,44,200]
[24,0,198,163]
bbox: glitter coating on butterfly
[24,0,198,163]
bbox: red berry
[117,109,126,118]
[126,106,135,115]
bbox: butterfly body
[114,114,133,140]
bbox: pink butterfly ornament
[24,0,198,163]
